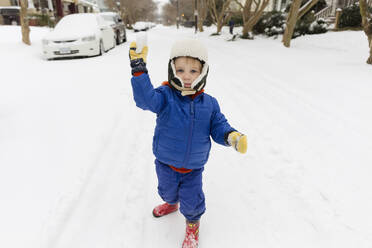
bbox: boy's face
[174,57,202,88]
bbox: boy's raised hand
[228,131,247,154]
[129,42,148,63]
[129,32,148,75]
[129,32,148,62]
[129,42,148,75]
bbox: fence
[314,5,333,19]
[315,0,372,20]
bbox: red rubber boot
[182,220,200,248]
[152,202,179,217]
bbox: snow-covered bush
[293,11,329,38]
[253,11,286,36]
[254,0,329,38]
[308,18,328,34]
[339,3,372,28]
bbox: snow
[1,24,372,248]
[135,32,148,54]
[46,14,99,40]
[0,6,20,9]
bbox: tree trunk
[282,0,301,47]
[104,0,119,11]
[234,0,269,39]
[198,0,207,32]
[20,0,31,45]
[368,40,372,64]
[359,0,372,64]
[198,21,204,32]
[216,13,230,33]
[297,0,319,20]
[207,0,232,34]
[216,19,224,33]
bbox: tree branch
[297,0,319,20]
[233,0,244,9]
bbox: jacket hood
[168,39,209,96]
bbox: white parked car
[133,21,151,32]
[42,13,115,60]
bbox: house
[231,0,372,22]
[0,0,12,6]
[0,6,20,24]
[230,0,291,12]
[315,0,372,21]
[0,0,99,25]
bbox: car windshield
[134,22,147,29]
[101,15,114,22]
[54,14,98,32]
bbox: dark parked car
[99,12,126,44]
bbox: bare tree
[104,0,157,27]
[170,0,194,21]
[282,0,319,47]
[20,0,30,45]
[359,0,372,64]
[197,0,209,32]
[208,0,234,34]
[233,0,270,39]
[104,0,119,12]
[134,0,157,22]
[162,0,196,26]
[162,2,177,25]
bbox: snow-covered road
[1,25,372,248]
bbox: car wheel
[116,31,121,45]
[99,40,105,56]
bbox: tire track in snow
[42,83,154,248]
[207,41,372,244]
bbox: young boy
[129,38,247,248]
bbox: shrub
[339,3,362,28]
[28,12,55,27]
[308,18,328,34]
[229,12,243,26]
[254,0,329,38]
[338,3,372,28]
[253,11,286,36]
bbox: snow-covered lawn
[1,25,372,248]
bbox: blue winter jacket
[131,73,235,169]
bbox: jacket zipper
[184,101,194,167]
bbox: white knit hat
[170,38,208,63]
[168,38,209,96]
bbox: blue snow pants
[155,159,206,221]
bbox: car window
[102,15,114,22]
[96,15,108,26]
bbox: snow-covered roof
[99,11,118,16]
[0,6,20,10]
[76,0,98,7]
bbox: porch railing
[315,0,372,20]
[314,6,333,19]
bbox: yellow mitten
[129,42,148,75]
[228,131,247,154]
[129,42,148,63]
